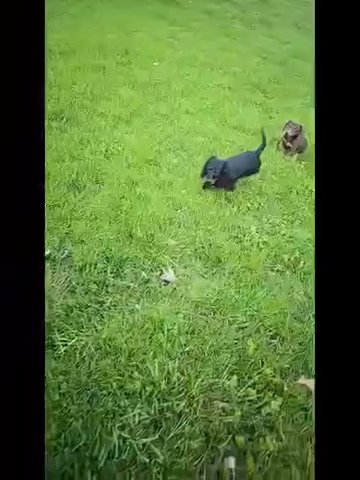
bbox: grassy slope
[46,0,314,477]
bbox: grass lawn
[46,0,314,477]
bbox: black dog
[201,129,266,191]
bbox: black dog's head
[200,156,226,188]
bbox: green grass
[46,0,314,477]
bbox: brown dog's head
[282,121,303,140]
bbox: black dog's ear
[200,155,216,178]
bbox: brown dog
[277,121,308,156]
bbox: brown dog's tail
[254,128,266,156]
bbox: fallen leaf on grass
[296,377,315,394]
[159,268,176,285]
[224,455,236,470]
[296,377,315,420]
[60,249,70,260]
[213,400,231,412]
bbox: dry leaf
[160,268,176,285]
[60,249,70,260]
[296,377,315,420]
[296,376,315,394]
[213,400,231,411]
[224,456,236,470]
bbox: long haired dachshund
[277,120,308,156]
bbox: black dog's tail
[254,128,266,156]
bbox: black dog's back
[200,129,266,191]
[224,151,260,179]
[223,128,266,180]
